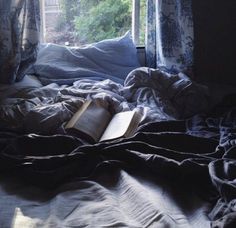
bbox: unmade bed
[1,35,236,228]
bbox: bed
[1,33,236,228]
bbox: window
[40,0,146,46]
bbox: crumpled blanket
[124,67,209,119]
[1,94,236,227]
[0,67,209,134]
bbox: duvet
[3,67,234,227]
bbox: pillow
[28,32,141,85]
[0,75,42,100]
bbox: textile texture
[0,0,40,84]
[146,0,193,75]
[1,95,236,227]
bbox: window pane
[42,0,146,46]
[139,0,146,46]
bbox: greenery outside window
[40,0,146,46]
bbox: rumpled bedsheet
[1,94,236,227]
[0,67,217,227]
[0,67,209,134]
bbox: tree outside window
[42,0,146,46]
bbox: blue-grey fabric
[146,0,193,75]
[0,0,40,84]
[28,32,141,85]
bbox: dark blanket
[1,95,236,227]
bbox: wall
[192,0,236,85]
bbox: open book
[65,100,141,143]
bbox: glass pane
[43,0,146,46]
[139,0,146,46]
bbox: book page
[125,111,141,137]
[99,110,136,142]
[66,100,92,129]
[73,102,112,142]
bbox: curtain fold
[0,0,40,84]
[146,0,193,75]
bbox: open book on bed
[65,100,141,143]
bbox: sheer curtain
[146,0,193,75]
[0,0,40,84]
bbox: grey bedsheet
[0,75,43,99]
[0,68,211,228]
[0,67,209,134]
[0,168,210,228]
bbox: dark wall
[192,0,236,85]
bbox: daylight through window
[40,0,146,46]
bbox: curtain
[0,0,40,84]
[146,0,193,75]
